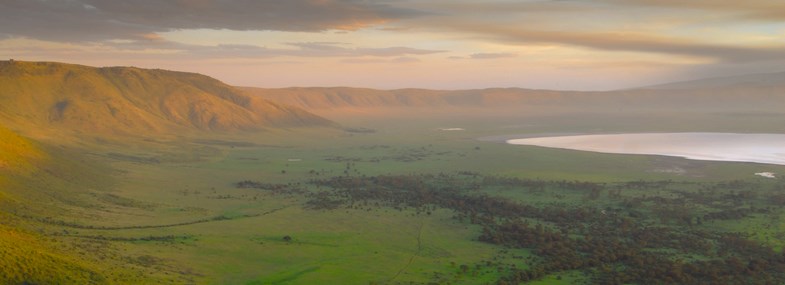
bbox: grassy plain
[4,111,785,284]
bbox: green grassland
[3,112,785,284]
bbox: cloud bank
[2,0,784,90]
[0,0,422,42]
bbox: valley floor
[4,112,785,284]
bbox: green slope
[0,224,105,285]
[0,124,43,176]
[0,124,169,284]
[0,126,100,284]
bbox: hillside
[242,71,785,116]
[0,127,161,284]
[0,61,334,139]
[0,223,107,285]
[0,124,44,175]
[0,125,106,284]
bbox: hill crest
[0,60,335,139]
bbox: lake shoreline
[505,132,785,166]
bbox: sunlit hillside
[0,224,105,285]
[0,60,334,140]
[0,126,104,284]
[0,124,43,176]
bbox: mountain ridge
[0,60,335,140]
[637,71,785,90]
[241,71,785,115]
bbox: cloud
[397,0,785,63]
[409,0,593,15]
[341,56,421,64]
[0,37,442,61]
[469,52,517,59]
[422,0,785,22]
[5,0,781,64]
[0,0,424,42]
[391,56,421,63]
[285,42,444,57]
[341,58,389,64]
[598,0,785,21]
[441,22,785,63]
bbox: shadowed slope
[0,60,334,139]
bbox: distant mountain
[240,87,585,112]
[0,61,334,138]
[639,71,785,90]
[242,71,785,115]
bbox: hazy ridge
[639,71,785,90]
[241,72,785,115]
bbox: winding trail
[36,205,291,230]
[389,220,425,282]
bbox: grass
[105,129,782,283]
[0,223,102,285]
[0,124,44,174]
[2,111,785,284]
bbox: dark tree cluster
[238,173,785,284]
[235,180,305,195]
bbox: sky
[2,0,785,91]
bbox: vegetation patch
[235,172,785,284]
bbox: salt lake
[507,133,785,166]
